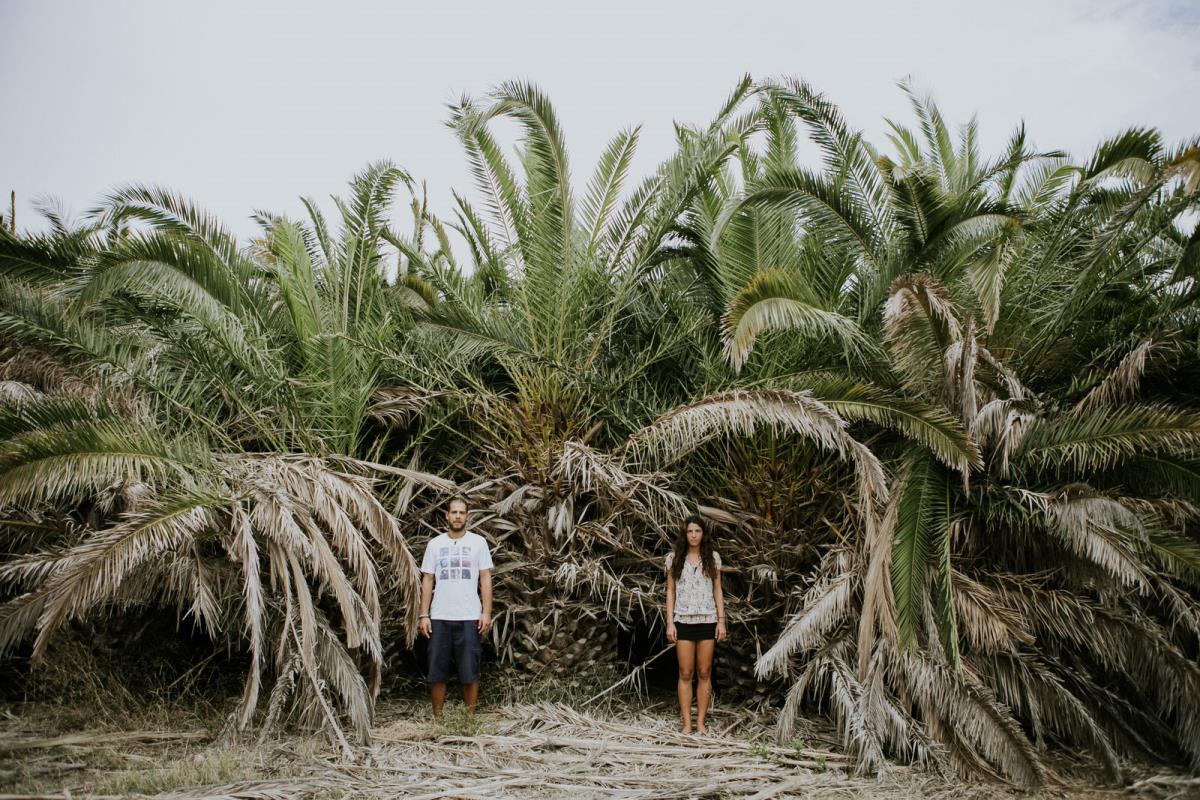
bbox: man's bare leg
[463,682,479,714]
[431,681,447,719]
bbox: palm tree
[0,167,451,751]
[379,80,918,678]
[724,83,1200,785]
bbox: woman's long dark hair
[670,514,717,580]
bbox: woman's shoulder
[713,550,722,567]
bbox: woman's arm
[714,570,726,642]
[665,571,677,643]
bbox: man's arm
[419,572,434,638]
[478,568,492,635]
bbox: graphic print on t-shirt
[437,543,474,582]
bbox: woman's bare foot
[682,724,692,734]
[695,724,707,735]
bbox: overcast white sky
[2,0,1198,240]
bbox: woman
[665,514,726,734]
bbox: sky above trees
[2,0,1198,238]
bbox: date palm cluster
[2,77,1199,785]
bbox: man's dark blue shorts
[427,619,482,684]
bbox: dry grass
[0,695,1193,799]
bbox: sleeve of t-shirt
[477,537,494,570]
[714,551,722,570]
[664,552,673,573]
[420,539,436,574]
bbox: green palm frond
[720,167,883,272]
[1015,405,1200,475]
[0,413,205,507]
[581,127,640,255]
[722,267,867,370]
[887,451,953,653]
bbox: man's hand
[419,616,432,639]
[477,612,491,636]
[666,623,677,643]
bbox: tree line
[1,76,1199,786]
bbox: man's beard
[449,521,466,532]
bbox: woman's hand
[666,623,677,643]
[716,620,727,642]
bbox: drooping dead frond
[624,389,887,507]
[626,389,847,463]
[1073,337,1163,413]
[757,549,855,678]
[970,398,1036,477]
[899,651,1045,788]
[884,275,961,398]
[942,315,978,422]
[1038,485,1152,590]
[779,637,889,775]
[553,440,689,530]
[951,572,1034,655]
[28,492,221,659]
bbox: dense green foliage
[2,77,1199,785]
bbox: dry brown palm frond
[970,398,1036,477]
[1035,485,1152,590]
[367,387,465,422]
[230,505,264,732]
[29,493,221,658]
[626,388,847,462]
[806,641,889,775]
[857,473,897,678]
[977,652,1121,780]
[624,389,887,506]
[950,572,1033,655]
[0,379,41,401]
[553,556,660,621]
[0,544,81,592]
[977,347,1029,401]
[1073,337,1163,413]
[756,549,855,679]
[884,275,960,398]
[899,650,1045,788]
[313,610,373,743]
[995,576,1200,766]
[0,449,422,748]
[552,440,689,531]
[942,315,978,422]
[0,347,105,404]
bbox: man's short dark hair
[446,495,469,512]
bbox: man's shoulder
[425,532,448,548]
[464,530,490,546]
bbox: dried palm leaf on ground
[3,696,1195,798]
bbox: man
[418,495,493,718]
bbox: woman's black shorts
[675,621,716,641]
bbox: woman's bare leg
[676,640,696,733]
[695,639,715,733]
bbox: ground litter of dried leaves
[2,697,1197,799]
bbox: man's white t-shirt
[420,530,494,621]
